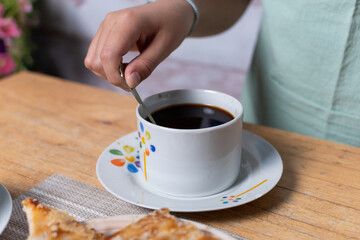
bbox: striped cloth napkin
[0,174,245,240]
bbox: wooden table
[1,72,359,239]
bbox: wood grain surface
[1,72,359,239]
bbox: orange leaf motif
[111,159,125,167]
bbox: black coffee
[146,104,234,129]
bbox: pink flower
[18,0,32,13]
[0,18,21,38]
[0,53,16,75]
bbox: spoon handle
[119,63,157,125]
[129,88,157,124]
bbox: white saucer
[97,130,283,212]
[0,184,12,235]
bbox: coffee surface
[146,104,234,129]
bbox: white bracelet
[146,0,199,36]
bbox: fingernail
[128,72,141,88]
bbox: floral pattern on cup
[139,122,156,181]
[109,139,141,173]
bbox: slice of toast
[23,198,222,240]
[22,198,105,240]
[107,208,221,240]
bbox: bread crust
[107,208,221,240]
[22,198,105,240]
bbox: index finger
[100,16,142,90]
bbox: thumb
[125,35,171,88]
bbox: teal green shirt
[243,0,360,147]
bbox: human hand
[84,0,194,91]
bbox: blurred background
[1,0,262,99]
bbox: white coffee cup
[136,89,243,197]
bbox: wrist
[149,0,197,36]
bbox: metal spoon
[119,63,157,124]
